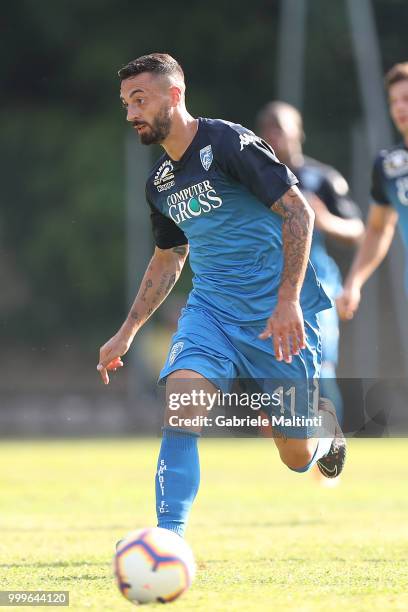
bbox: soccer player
[97,53,346,538]
[337,62,408,319]
[256,101,364,425]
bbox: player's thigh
[232,314,321,441]
[165,368,219,434]
[159,306,237,387]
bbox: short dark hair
[118,53,184,83]
[385,62,408,91]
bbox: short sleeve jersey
[371,144,408,290]
[371,145,408,211]
[145,118,331,324]
[296,157,361,298]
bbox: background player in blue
[338,62,408,318]
[256,101,364,427]
[97,53,346,538]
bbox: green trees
[1,0,406,341]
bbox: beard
[133,104,172,145]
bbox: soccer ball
[114,527,196,605]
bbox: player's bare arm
[307,193,364,245]
[97,244,188,384]
[337,204,398,320]
[259,185,314,363]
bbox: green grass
[0,438,407,611]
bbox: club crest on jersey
[200,145,213,171]
[169,341,184,366]
[154,159,175,192]
[383,149,408,178]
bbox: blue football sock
[155,428,200,538]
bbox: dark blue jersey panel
[215,122,298,207]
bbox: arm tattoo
[172,245,188,256]
[154,272,169,298]
[130,310,139,321]
[165,273,176,294]
[141,279,153,301]
[151,271,175,308]
[271,187,313,291]
[131,249,186,325]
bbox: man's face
[120,73,172,145]
[259,112,302,162]
[389,79,408,137]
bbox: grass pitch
[1,438,407,611]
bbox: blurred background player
[256,101,364,430]
[338,62,408,321]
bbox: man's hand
[96,245,189,386]
[97,332,132,385]
[336,284,361,320]
[259,299,306,363]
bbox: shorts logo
[200,145,213,171]
[239,132,260,151]
[169,341,184,365]
[154,159,175,192]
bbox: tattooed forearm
[154,272,170,299]
[271,186,314,295]
[125,246,188,332]
[151,271,176,309]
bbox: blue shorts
[159,306,322,438]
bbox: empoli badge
[200,145,213,171]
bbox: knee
[278,441,317,471]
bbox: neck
[162,110,198,161]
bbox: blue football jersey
[145,118,331,325]
[371,144,408,290]
[296,157,361,299]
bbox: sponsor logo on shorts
[169,341,184,365]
